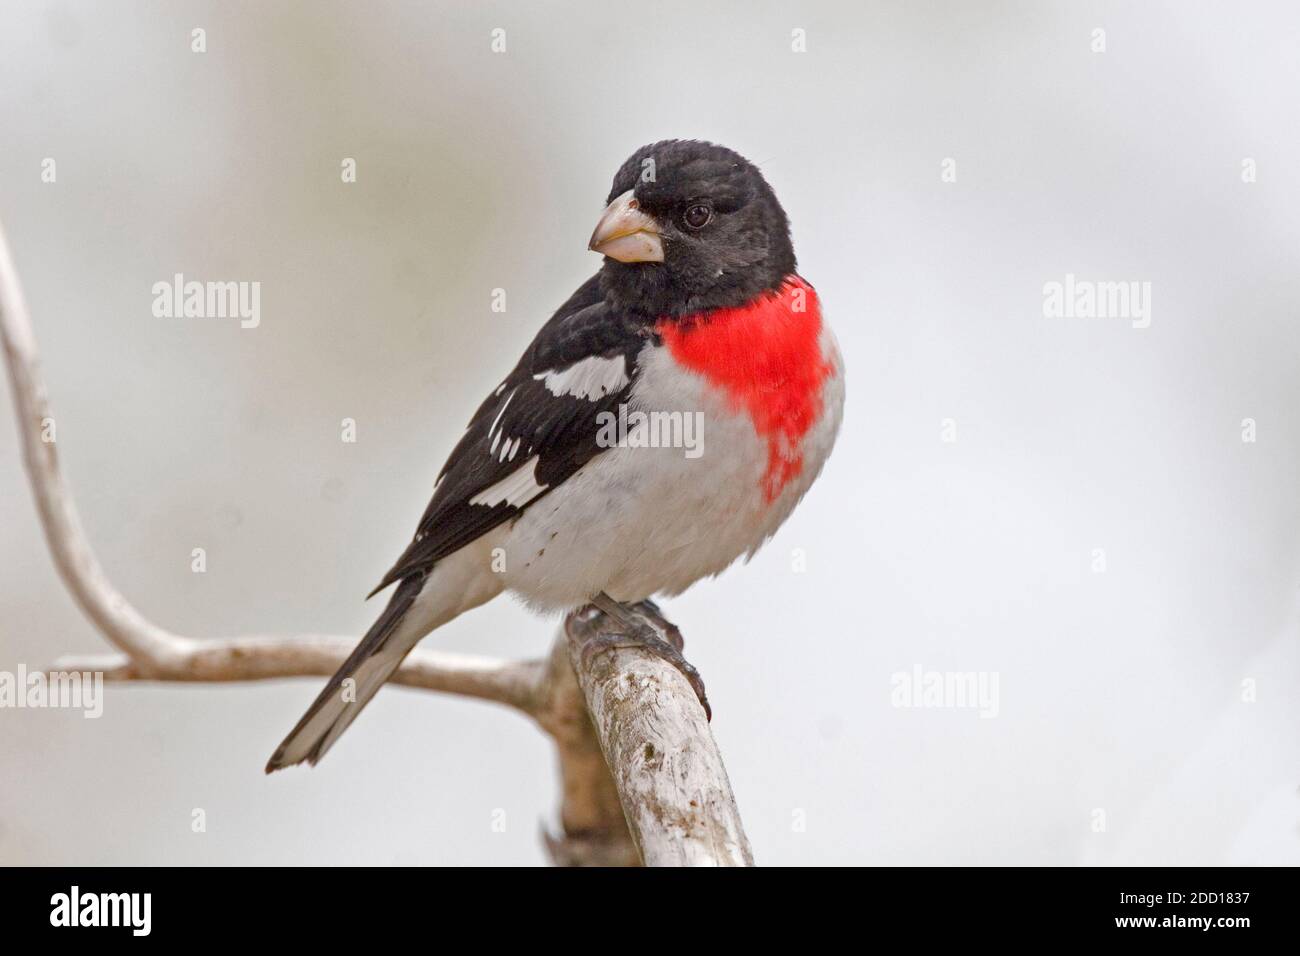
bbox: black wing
[368,274,653,597]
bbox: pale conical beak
[588,190,664,263]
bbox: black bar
[0,865,1290,942]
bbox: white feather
[469,456,547,508]
[533,355,629,400]
[488,388,515,455]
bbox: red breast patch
[658,276,833,502]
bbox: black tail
[265,576,424,772]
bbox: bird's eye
[682,202,713,230]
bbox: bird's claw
[631,599,685,653]
[579,616,711,721]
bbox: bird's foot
[629,598,685,653]
[580,597,710,720]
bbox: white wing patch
[488,388,516,456]
[499,435,525,462]
[469,456,546,508]
[533,355,629,401]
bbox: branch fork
[0,219,752,867]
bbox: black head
[588,140,796,318]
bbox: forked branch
[0,219,749,866]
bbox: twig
[0,219,544,714]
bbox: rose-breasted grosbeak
[267,140,844,771]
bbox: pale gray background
[1,1,1297,865]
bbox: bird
[266,139,844,772]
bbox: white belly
[498,327,844,611]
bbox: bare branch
[0,221,541,715]
[48,639,547,712]
[0,217,641,864]
[532,638,640,866]
[564,608,755,866]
